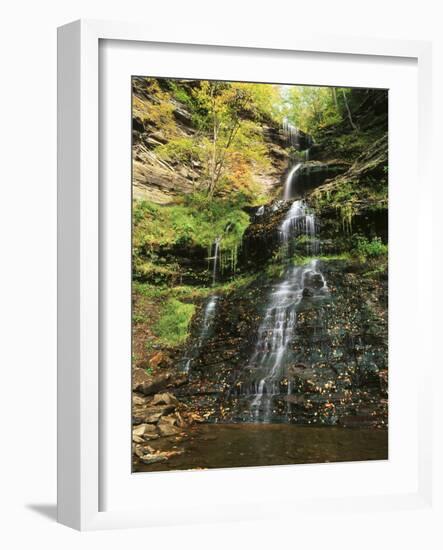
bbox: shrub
[156,137,203,165]
[132,195,250,274]
[352,236,388,259]
[153,298,195,346]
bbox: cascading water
[241,200,328,422]
[183,295,219,373]
[209,237,221,285]
[182,237,221,373]
[283,163,302,200]
[255,205,265,217]
[282,118,301,148]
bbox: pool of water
[133,423,388,473]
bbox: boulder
[132,404,176,425]
[303,271,325,290]
[151,392,179,407]
[139,453,168,465]
[136,448,184,465]
[132,393,148,406]
[132,370,172,396]
[132,410,162,425]
[134,444,175,465]
[133,423,159,442]
[158,419,181,437]
[173,105,193,126]
[159,413,181,427]
[148,351,168,369]
[133,444,155,458]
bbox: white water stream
[247,200,328,421]
[283,163,302,200]
[183,237,221,373]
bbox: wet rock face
[287,162,349,199]
[319,207,388,254]
[181,259,388,428]
[239,202,292,269]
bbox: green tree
[282,86,347,136]
[192,82,261,197]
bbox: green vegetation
[133,79,177,138]
[133,258,180,285]
[281,86,359,137]
[292,253,352,265]
[131,77,388,375]
[164,84,273,199]
[152,298,196,347]
[133,193,251,281]
[351,236,388,260]
[288,241,386,266]
[136,78,280,200]
[156,137,204,165]
[311,140,388,230]
[134,273,258,303]
[132,272,261,358]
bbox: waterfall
[209,237,221,285]
[282,118,301,148]
[282,118,314,151]
[249,260,327,421]
[283,163,302,200]
[183,237,222,374]
[244,200,328,422]
[183,295,219,374]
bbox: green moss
[214,273,258,292]
[134,273,257,303]
[362,265,387,279]
[291,253,352,266]
[134,282,213,301]
[132,313,146,324]
[133,193,250,277]
[132,259,180,285]
[153,298,196,346]
[168,81,196,110]
[265,263,286,278]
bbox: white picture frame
[57,19,433,531]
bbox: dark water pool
[134,423,388,473]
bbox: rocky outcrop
[178,257,387,429]
[239,201,291,269]
[309,89,388,162]
[132,78,288,204]
[132,370,174,396]
[132,389,206,469]
[290,161,349,197]
[310,133,388,249]
[133,147,196,203]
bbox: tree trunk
[332,87,338,111]
[341,89,358,131]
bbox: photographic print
[131,77,388,472]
